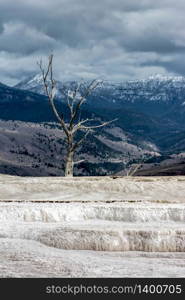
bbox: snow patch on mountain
[15,73,185,106]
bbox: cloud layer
[0,0,185,85]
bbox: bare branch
[72,118,94,133]
[73,159,86,165]
[78,118,117,131]
[69,79,102,128]
[38,55,69,138]
[72,130,90,151]
[66,90,74,116]
[66,82,84,128]
[126,163,142,177]
[73,81,82,101]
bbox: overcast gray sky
[1,0,185,85]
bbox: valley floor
[0,175,185,277]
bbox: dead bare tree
[125,153,151,176]
[38,54,116,177]
[126,163,143,176]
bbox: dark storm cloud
[0,0,185,84]
[142,53,185,77]
[0,23,57,54]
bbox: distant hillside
[0,120,157,176]
[135,162,185,176]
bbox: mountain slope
[1,74,185,176]
[0,119,157,176]
[0,83,158,176]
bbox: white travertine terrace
[0,175,185,202]
[0,175,185,277]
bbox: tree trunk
[65,150,74,177]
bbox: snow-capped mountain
[15,73,185,105]
[15,74,52,96]
[15,74,84,99]
[14,73,185,138]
